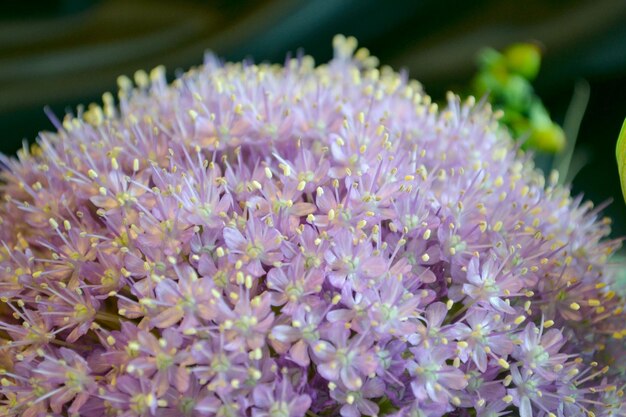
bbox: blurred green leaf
[615,117,626,204]
[501,74,533,111]
[476,47,502,69]
[471,42,566,154]
[527,120,565,153]
[503,43,541,80]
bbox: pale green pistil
[342,256,360,272]
[246,242,264,259]
[285,282,304,301]
[302,325,319,341]
[211,354,231,373]
[64,370,87,392]
[156,352,175,371]
[236,315,258,332]
[269,401,290,417]
[380,303,399,321]
[179,397,195,416]
[528,346,550,367]
[415,364,440,382]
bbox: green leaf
[616,117,626,204]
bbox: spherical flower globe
[0,35,624,417]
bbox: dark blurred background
[1,0,626,235]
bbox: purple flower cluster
[0,35,624,417]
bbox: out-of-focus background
[1,0,626,235]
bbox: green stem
[555,79,590,184]
[50,338,90,350]
[95,311,121,325]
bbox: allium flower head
[0,35,624,417]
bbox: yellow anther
[498,358,510,369]
[134,70,149,88]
